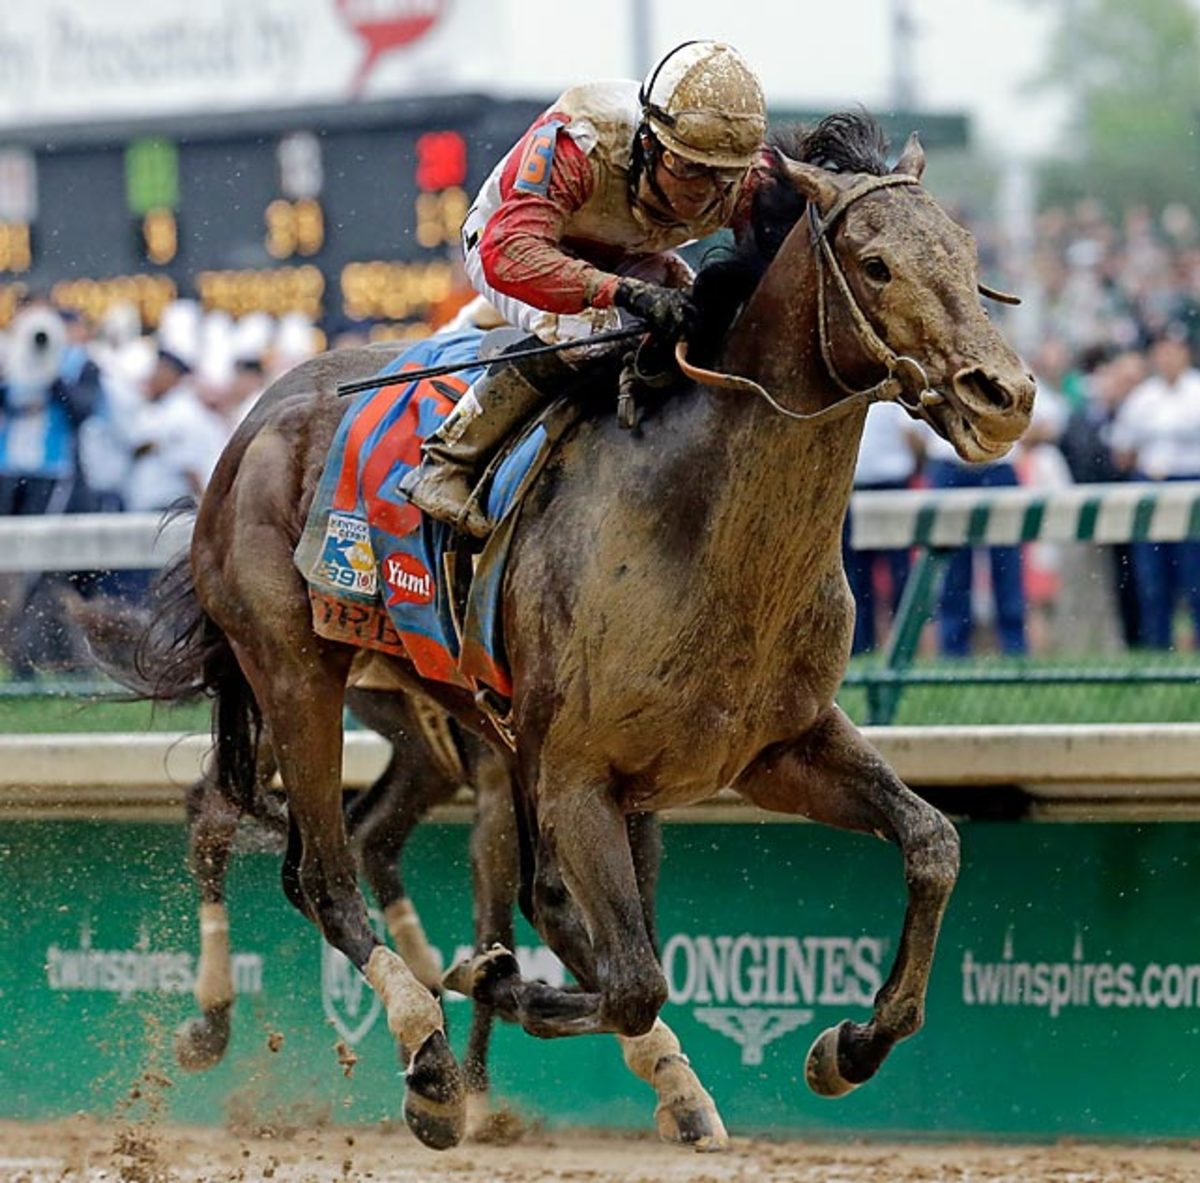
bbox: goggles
[658,147,747,185]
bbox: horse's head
[780,136,1035,462]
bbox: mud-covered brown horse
[153,114,1034,1149]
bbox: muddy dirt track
[0,1120,1197,1183]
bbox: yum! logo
[663,933,887,1065]
[383,552,434,605]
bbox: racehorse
[149,113,1034,1149]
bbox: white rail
[850,480,1200,550]
[0,512,191,572]
[6,480,1200,574]
[2,726,1198,822]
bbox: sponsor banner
[3,820,1200,1137]
[0,0,504,129]
[381,551,433,606]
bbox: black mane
[689,110,890,358]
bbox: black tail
[76,513,262,815]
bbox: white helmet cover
[640,40,767,169]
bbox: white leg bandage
[365,945,443,1054]
[619,1019,728,1148]
[194,902,234,1011]
[619,1018,683,1081]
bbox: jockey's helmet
[639,41,767,171]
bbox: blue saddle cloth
[294,330,551,696]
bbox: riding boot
[400,355,560,538]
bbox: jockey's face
[649,143,746,221]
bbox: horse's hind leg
[734,704,960,1097]
[352,751,447,992]
[461,745,520,1138]
[176,729,283,1071]
[242,645,465,1148]
[347,691,455,990]
[174,768,241,1071]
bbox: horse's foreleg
[617,813,727,1151]
[734,704,960,1097]
[541,781,668,1037]
[618,1021,727,1151]
[448,796,725,1147]
[254,652,464,1150]
[174,771,241,1071]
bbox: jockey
[401,39,772,537]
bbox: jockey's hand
[614,278,697,344]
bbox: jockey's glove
[614,278,697,344]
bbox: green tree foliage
[1032,0,1200,209]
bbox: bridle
[675,171,1009,427]
[809,173,935,421]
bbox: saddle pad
[293,329,550,697]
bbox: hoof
[173,1005,232,1072]
[655,1100,729,1152]
[651,1058,729,1152]
[442,944,520,1002]
[805,1022,859,1099]
[404,1029,466,1150]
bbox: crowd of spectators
[0,295,322,672]
[4,194,1200,674]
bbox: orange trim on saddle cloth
[358,376,467,540]
[458,635,513,698]
[332,371,410,512]
[310,588,406,656]
[309,589,472,688]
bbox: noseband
[676,172,956,426]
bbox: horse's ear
[893,132,925,180]
[778,155,840,210]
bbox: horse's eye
[863,256,892,284]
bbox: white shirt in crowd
[854,401,921,486]
[1109,367,1200,479]
[123,380,228,511]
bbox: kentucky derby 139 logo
[663,933,887,1065]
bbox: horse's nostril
[954,367,1011,412]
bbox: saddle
[294,330,671,744]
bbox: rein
[676,172,985,427]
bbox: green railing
[846,480,1200,724]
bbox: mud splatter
[333,1041,358,1079]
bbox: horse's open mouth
[941,408,1013,464]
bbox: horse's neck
[695,239,866,622]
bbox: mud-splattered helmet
[640,40,767,170]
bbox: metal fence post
[868,547,948,725]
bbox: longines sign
[6,819,1200,1139]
